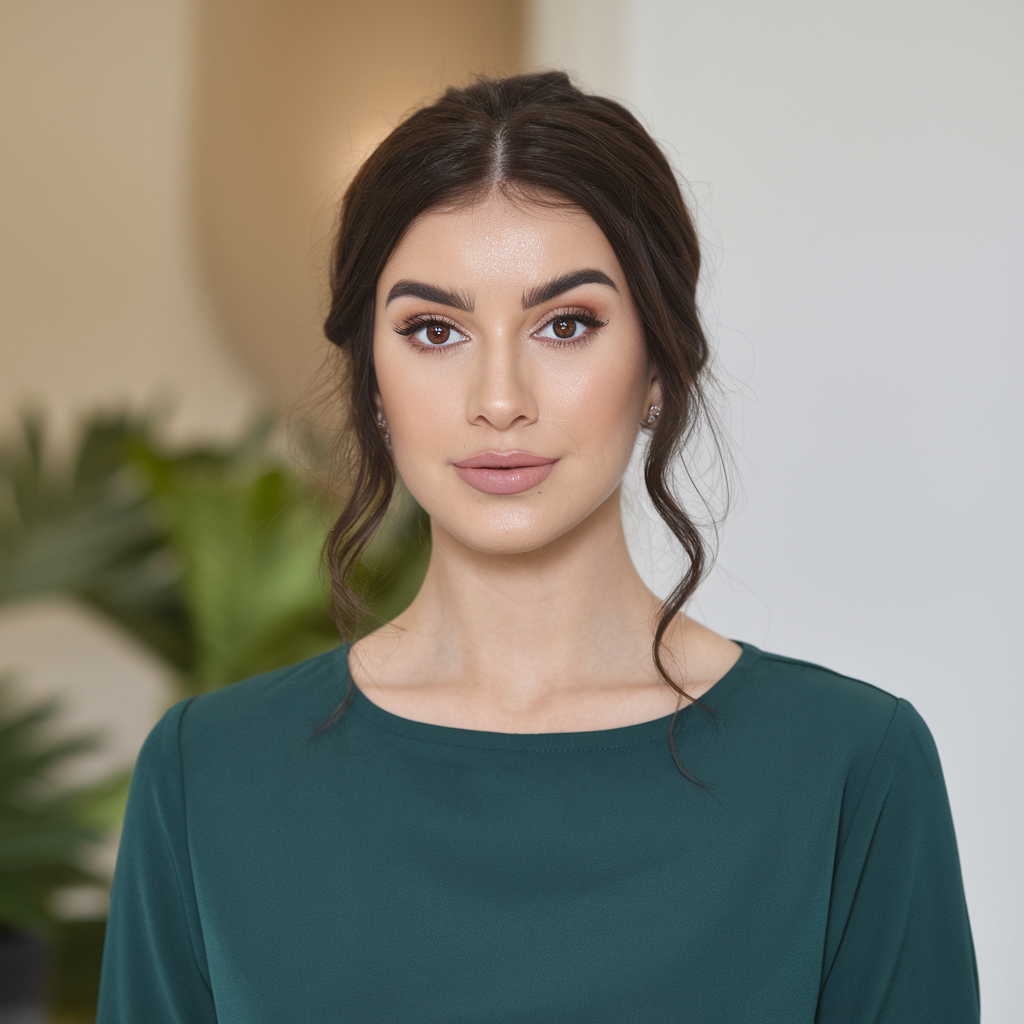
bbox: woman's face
[373,191,659,555]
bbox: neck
[389,487,661,700]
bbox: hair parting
[319,71,729,778]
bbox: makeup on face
[452,451,559,495]
[372,195,656,555]
[385,269,616,356]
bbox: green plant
[0,409,431,695]
[0,411,191,670]
[0,408,429,1019]
[0,677,124,937]
[125,418,430,692]
[125,424,337,692]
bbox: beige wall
[0,0,265,449]
[193,0,524,410]
[0,0,525,444]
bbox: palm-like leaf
[0,679,109,936]
[0,411,192,668]
[133,444,343,692]
[0,407,431,692]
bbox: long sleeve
[97,698,218,1024]
[816,699,979,1023]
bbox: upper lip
[453,450,559,469]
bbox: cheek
[373,336,466,504]
[376,350,462,441]
[373,326,649,509]
[541,347,648,454]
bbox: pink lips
[453,450,559,495]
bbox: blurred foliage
[0,408,430,1020]
[0,411,190,669]
[127,421,342,693]
[0,408,431,695]
[0,677,123,937]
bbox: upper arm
[816,700,978,1023]
[96,699,218,1024]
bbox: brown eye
[534,311,605,345]
[402,319,468,349]
[426,323,451,345]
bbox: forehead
[379,193,623,293]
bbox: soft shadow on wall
[191,0,525,412]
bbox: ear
[646,373,662,412]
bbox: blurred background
[0,0,1020,1020]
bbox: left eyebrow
[522,269,618,310]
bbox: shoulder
[729,644,929,768]
[137,645,352,776]
[717,645,947,820]
[185,644,350,733]
[744,647,898,717]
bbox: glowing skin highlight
[373,197,652,556]
[352,192,740,734]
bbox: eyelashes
[394,306,609,354]
[533,308,608,346]
[394,314,469,350]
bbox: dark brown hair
[322,71,724,774]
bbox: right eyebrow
[385,280,474,312]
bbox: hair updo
[322,71,724,764]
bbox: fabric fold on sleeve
[816,698,979,1023]
[96,698,218,1024]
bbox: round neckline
[341,641,761,751]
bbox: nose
[466,333,538,432]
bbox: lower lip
[454,462,557,495]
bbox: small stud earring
[375,409,391,446]
[644,404,661,427]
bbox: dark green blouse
[97,642,978,1022]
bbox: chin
[428,500,590,557]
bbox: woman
[97,72,978,1022]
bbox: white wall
[533,1,1023,1018]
